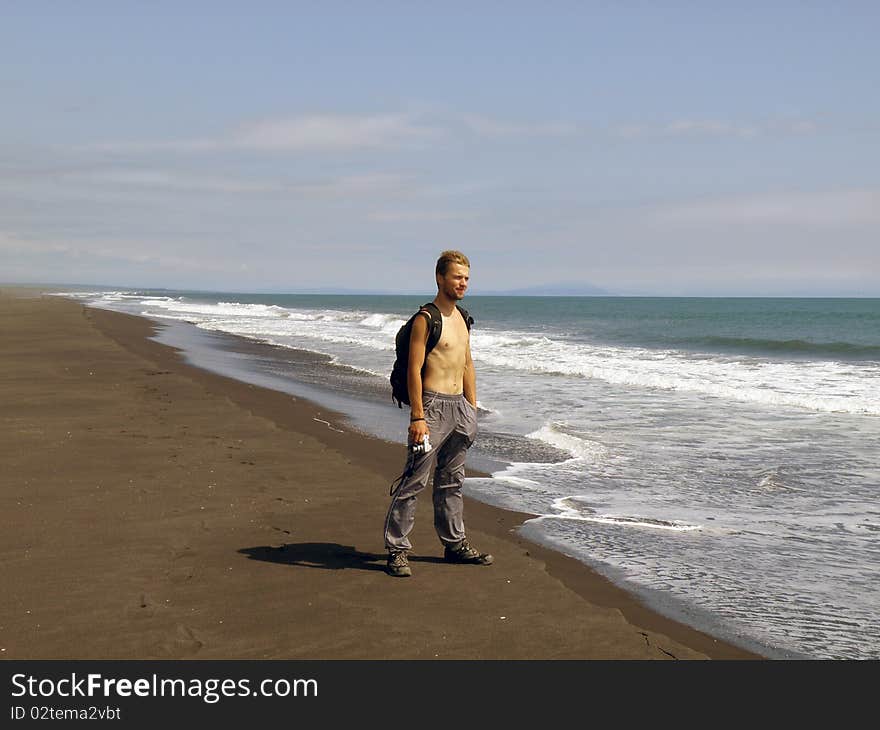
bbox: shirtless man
[383,250,494,577]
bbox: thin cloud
[233,114,437,150]
[614,117,819,139]
[86,113,439,155]
[0,230,70,254]
[653,189,880,226]
[74,170,411,197]
[85,138,221,154]
[79,112,820,155]
[665,119,759,138]
[82,110,583,154]
[293,173,412,197]
[2,164,416,201]
[771,119,819,134]
[68,169,278,194]
[1,229,240,273]
[457,113,578,138]
[367,209,477,222]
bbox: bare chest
[435,313,469,356]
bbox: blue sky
[2,1,878,295]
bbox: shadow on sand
[238,542,446,571]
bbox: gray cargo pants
[384,390,478,552]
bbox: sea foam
[89,292,880,416]
[525,423,609,461]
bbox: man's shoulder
[419,302,442,319]
[409,305,441,348]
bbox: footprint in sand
[153,624,203,658]
[167,544,197,583]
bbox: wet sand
[0,288,760,659]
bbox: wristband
[410,417,425,423]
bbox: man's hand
[409,417,430,445]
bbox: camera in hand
[410,435,432,456]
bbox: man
[383,250,494,577]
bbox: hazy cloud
[81,110,584,156]
[614,117,819,139]
[0,163,417,202]
[456,113,578,138]
[65,169,279,194]
[293,173,413,197]
[1,230,69,255]
[654,189,880,226]
[86,113,440,155]
[367,209,477,222]
[232,113,438,151]
[1,229,242,274]
[79,112,822,158]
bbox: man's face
[437,263,470,301]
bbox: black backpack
[390,302,474,408]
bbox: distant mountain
[481,281,613,296]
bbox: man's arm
[407,312,430,444]
[462,336,477,408]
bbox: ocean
[58,289,880,659]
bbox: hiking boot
[386,550,412,577]
[443,539,494,565]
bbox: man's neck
[433,293,458,316]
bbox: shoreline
[0,288,762,659]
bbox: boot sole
[386,567,412,577]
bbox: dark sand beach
[0,289,760,659]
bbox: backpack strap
[455,304,474,331]
[418,302,443,353]
[416,302,473,354]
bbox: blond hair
[435,250,470,277]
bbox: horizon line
[7,282,880,299]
